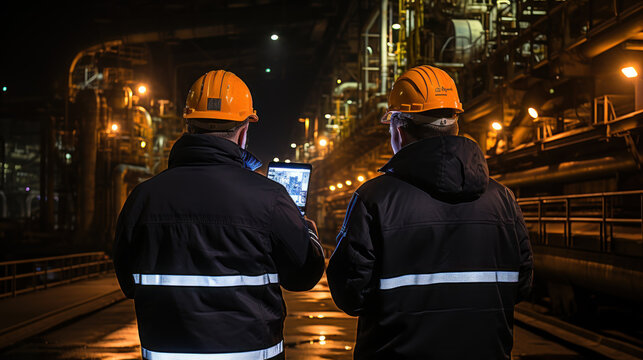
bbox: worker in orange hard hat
[327,65,533,359]
[114,70,325,360]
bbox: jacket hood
[168,133,262,171]
[379,136,489,202]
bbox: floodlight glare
[329,185,336,191]
[319,138,328,147]
[621,66,638,78]
[357,175,365,182]
[491,122,503,131]
[270,34,279,41]
[290,143,297,148]
[337,183,343,189]
[528,107,539,119]
[137,85,147,95]
[273,157,279,162]
[111,124,119,132]
[392,23,401,30]
[345,180,352,186]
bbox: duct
[578,6,643,59]
[493,156,637,187]
[536,253,643,302]
[380,0,388,95]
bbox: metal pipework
[493,156,637,188]
[578,5,643,59]
[380,0,388,95]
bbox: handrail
[517,191,643,256]
[0,252,113,299]
[0,251,107,267]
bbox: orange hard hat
[184,70,258,128]
[382,65,463,124]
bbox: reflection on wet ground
[1,274,357,360]
[1,273,586,359]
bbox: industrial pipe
[493,156,637,187]
[76,89,100,234]
[536,253,643,301]
[380,0,388,95]
[112,164,151,219]
[578,5,643,59]
[333,82,377,97]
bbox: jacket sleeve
[269,188,325,291]
[112,189,141,299]
[509,190,534,303]
[326,192,376,316]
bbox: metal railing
[0,252,113,299]
[518,190,643,257]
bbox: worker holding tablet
[113,70,325,360]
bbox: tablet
[267,162,312,215]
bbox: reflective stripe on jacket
[113,134,325,359]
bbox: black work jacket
[327,136,533,360]
[113,134,325,360]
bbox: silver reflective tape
[142,340,283,360]
[132,273,279,287]
[380,271,519,290]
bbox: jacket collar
[379,136,489,202]
[168,133,262,171]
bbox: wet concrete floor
[1,274,585,359]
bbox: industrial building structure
[0,0,642,357]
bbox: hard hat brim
[185,110,258,122]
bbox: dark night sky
[0,1,344,167]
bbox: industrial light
[137,85,147,95]
[528,107,539,119]
[337,183,343,189]
[318,138,328,147]
[357,175,365,182]
[284,159,291,163]
[265,68,271,73]
[273,157,280,162]
[324,113,331,119]
[270,34,279,41]
[621,66,638,78]
[337,79,342,84]
[290,143,297,148]
[111,123,119,132]
[140,140,146,149]
[491,121,503,131]
[392,23,401,30]
[345,180,352,186]
[329,185,336,191]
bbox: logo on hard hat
[435,86,453,97]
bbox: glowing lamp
[621,66,638,78]
[528,107,538,119]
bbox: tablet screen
[267,163,311,212]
